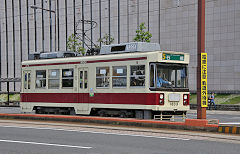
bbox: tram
[20,42,190,119]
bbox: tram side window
[48,69,60,89]
[24,72,31,89]
[130,65,145,87]
[150,64,155,87]
[96,67,110,88]
[28,73,31,89]
[62,69,74,88]
[36,70,46,88]
[112,66,127,87]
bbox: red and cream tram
[20,42,190,119]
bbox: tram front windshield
[150,63,188,89]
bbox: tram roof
[22,50,189,66]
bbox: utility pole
[197,0,206,119]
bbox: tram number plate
[170,102,178,106]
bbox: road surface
[0,107,239,124]
[0,120,239,154]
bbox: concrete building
[0,0,239,93]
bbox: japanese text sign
[201,53,208,107]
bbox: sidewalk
[0,113,218,132]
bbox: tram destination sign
[162,53,184,61]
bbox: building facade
[0,0,239,93]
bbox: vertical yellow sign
[201,53,208,107]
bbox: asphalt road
[0,120,240,154]
[0,107,239,124]
[187,110,240,124]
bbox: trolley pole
[197,0,206,119]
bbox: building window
[112,66,127,87]
[48,69,60,89]
[62,69,74,88]
[36,70,46,88]
[96,67,110,88]
[130,65,145,87]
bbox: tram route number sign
[162,53,184,61]
[201,53,208,107]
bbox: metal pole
[82,0,85,49]
[57,0,60,51]
[147,0,149,31]
[197,0,206,119]
[0,17,1,91]
[54,0,57,51]
[5,0,9,79]
[118,0,120,44]
[26,0,30,57]
[42,0,44,52]
[158,0,161,44]
[49,0,52,52]
[65,0,68,50]
[12,0,16,91]
[108,0,110,43]
[137,0,139,27]
[127,0,129,42]
[73,0,76,34]
[7,81,9,105]
[34,0,37,52]
[19,0,23,62]
[99,0,102,47]
[90,0,93,48]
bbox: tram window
[96,67,110,88]
[155,64,188,88]
[28,73,31,89]
[176,68,187,88]
[24,73,27,89]
[24,72,31,89]
[36,70,46,88]
[84,71,88,89]
[62,69,74,88]
[48,69,60,89]
[130,65,145,87]
[112,66,127,87]
[150,64,155,87]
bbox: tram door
[78,68,89,111]
[22,71,31,102]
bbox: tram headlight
[159,93,164,105]
[183,94,189,105]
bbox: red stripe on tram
[21,93,160,105]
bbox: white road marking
[0,125,190,141]
[0,139,92,149]
[220,123,240,125]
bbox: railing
[0,78,21,106]
[154,113,187,121]
[0,101,20,107]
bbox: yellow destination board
[201,53,208,107]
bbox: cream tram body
[21,50,190,119]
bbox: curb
[190,104,240,111]
[0,113,218,132]
[218,125,240,134]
